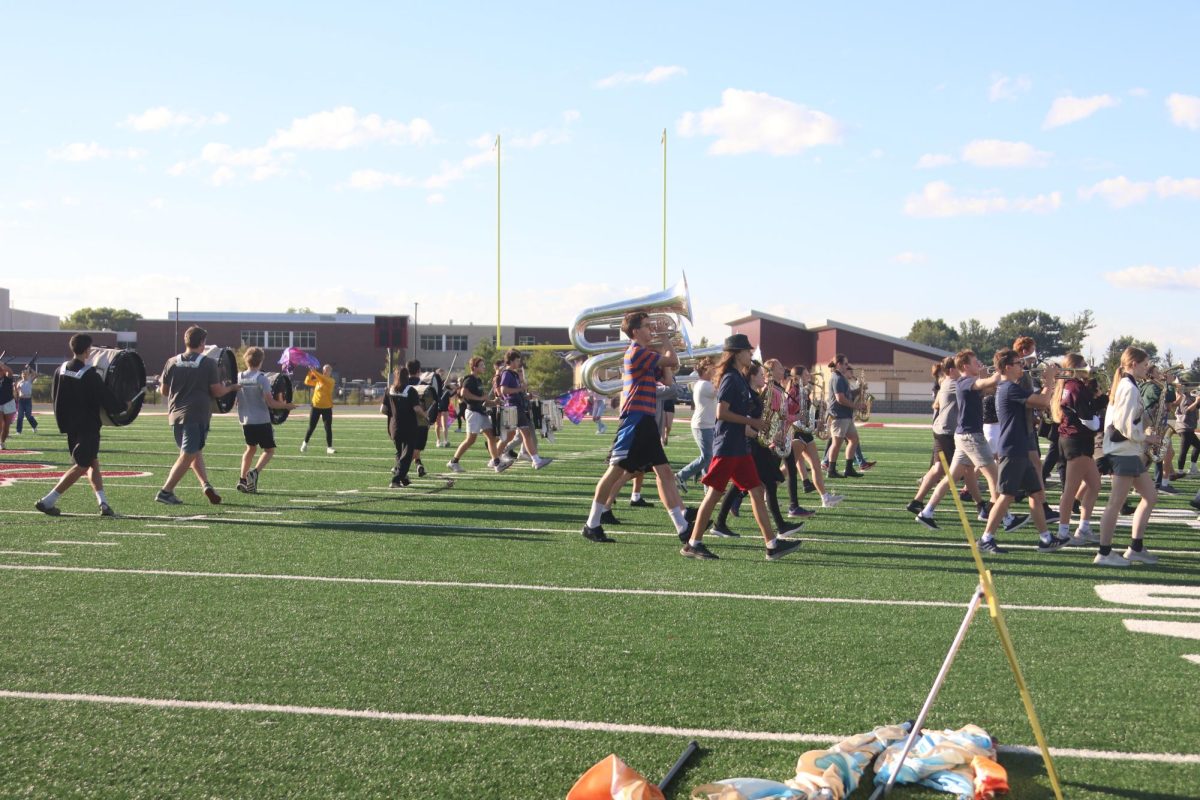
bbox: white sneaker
[821,493,844,508]
[0,440,6,450]
[1074,528,1100,545]
[1190,465,1200,477]
[326,447,336,455]
[1093,551,1131,567]
[300,441,308,453]
[532,456,553,470]
[1123,546,1159,565]
[447,461,465,473]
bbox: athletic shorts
[702,454,761,493]
[930,433,956,467]
[751,442,783,485]
[509,406,532,429]
[66,428,100,468]
[1109,454,1147,478]
[465,409,490,435]
[1027,428,1040,452]
[173,422,209,454]
[997,454,1043,497]
[609,415,668,472]
[663,398,676,413]
[792,428,814,445]
[951,432,993,469]
[242,423,276,449]
[0,400,15,416]
[1060,432,1096,462]
[830,417,856,438]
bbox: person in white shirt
[675,358,716,493]
[1094,346,1159,567]
[15,369,38,434]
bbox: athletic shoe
[766,539,803,560]
[1093,551,1131,567]
[710,522,740,538]
[1190,464,1200,477]
[859,460,877,470]
[300,441,308,453]
[600,509,620,526]
[1072,500,1081,513]
[247,469,259,492]
[1158,484,1179,495]
[1068,530,1101,547]
[388,478,411,489]
[447,461,465,473]
[629,497,652,508]
[820,460,830,472]
[915,514,938,530]
[978,538,1008,554]
[236,479,251,494]
[596,422,607,434]
[802,479,816,494]
[493,460,511,473]
[790,505,816,518]
[977,503,992,522]
[729,493,743,517]
[582,525,614,543]
[777,522,804,538]
[35,500,61,516]
[155,490,183,505]
[203,485,222,505]
[1189,497,1200,512]
[326,447,336,455]
[532,456,553,470]
[506,449,519,460]
[958,489,972,502]
[10,430,18,436]
[906,500,923,514]
[820,493,843,509]
[844,467,864,478]
[1037,535,1070,553]
[1120,502,1136,515]
[827,468,843,479]
[681,542,719,560]
[1042,503,1059,523]
[1003,514,1030,533]
[1171,471,1186,482]
[675,473,689,495]
[417,463,427,478]
[99,503,116,517]
[1123,547,1159,565]
[0,440,6,450]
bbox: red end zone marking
[0,464,150,487]
[0,449,45,456]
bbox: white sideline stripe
[0,550,60,557]
[290,499,339,504]
[0,689,1194,765]
[144,524,208,529]
[4,564,1200,617]
[44,541,118,547]
[98,531,167,537]
[1184,655,1200,666]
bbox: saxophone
[852,373,874,423]
[757,383,792,457]
[1145,379,1173,463]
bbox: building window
[267,331,290,349]
[241,331,266,347]
[446,335,468,351]
[293,331,317,349]
[419,334,443,351]
[518,335,536,346]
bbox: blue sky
[2,2,1198,361]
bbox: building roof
[807,318,953,358]
[724,309,808,331]
[164,311,380,324]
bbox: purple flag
[558,388,590,425]
[278,347,321,373]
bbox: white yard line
[98,531,167,537]
[143,524,209,529]
[44,541,119,547]
[0,688,1193,764]
[3,563,1200,618]
[0,550,60,557]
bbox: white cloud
[903,181,1062,217]
[989,74,1031,102]
[1167,93,1200,130]
[1079,175,1200,207]
[1105,265,1200,291]
[1155,176,1200,199]
[1043,94,1119,129]
[48,142,145,162]
[894,251,926,264]
[210,166,236,187]
[123,106,230,131]
[677,89,842,156]
[426,193,445,205]
[595,65,686,89]
[266,106,433,150]
[960,139,1051,168]
[915,153,956,169]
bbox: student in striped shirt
[581,311,693,544]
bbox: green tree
[1100,335,1158,377]
[336,306,352,315]
[523,348,571,397]
[471,337,498,369]
[905,318,959,351]
[1059,309,1096,354]
[62,307,142,331]
[993,309,1066,356]
[956,318,998,357]
[1185,357,1200,384]
[286,306,315,314]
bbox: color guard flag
[559,388,591,424]
[567,754,665,800]
[278,347,321,373]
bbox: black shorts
[998,454,1043,497]
[663,398,676,413]
[413,426,430,450]
[930,433,956,467]
[609,415,668,473]
[242,423,276,449]
[792,429,814,445]
[66,429,100,468]
[751,442,783,485]
[1059,432,1096,462]
[515,407,532,428]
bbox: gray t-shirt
[161,351,219,425]
[236,369,272,426]
[932,376,958,435]
[828,372,854,419]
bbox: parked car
[673,382,693,407]
[363,382,389,399]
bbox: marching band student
[405,359,431,476]
[301,364,336,455]
[580,311,694,544]
[448,356,505,473]
[235,347,296,494]
[676,335,803,560]
[1095,347,1159,566]
[35,334,133,517]
[675,358,716,493]
[382,366,426,488]
[0,361,13,448]
[1175,386,1200,476]
[1013,337,1058,523]
[842,365,876,470]
[433,367,452,448]
[907,357,986,517]
[1050,354,1102,545]
[15,368,38,434]
[498,349,552,470]
[977,349,1064,554]
[779,362,842,515]
[825,355,864,478]
[661,378,676,446]
[600,366,678,521]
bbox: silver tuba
[571,274,723,395]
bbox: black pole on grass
[658,739,699,792]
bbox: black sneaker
[99,503,116,517]
[828,468,844,479]
[777,521,804,538]
[203,485,222,505]
[1190,498,1200,512]
[35,500,61,516]
[1037,534,1070,553]
[802,479,816,494]
[1003,513,1030,533]
[681,542,718,560]
[728,493,744,517]
[1120,501,1136,515]
[582,524,614,543]
[915,514,938,530]
[906,500,923,514]
[247,468,260,492]
[600,509,620,525]
[766,539,803,560]
[155,490,183,505]
[958,489,972,502]
[844,467,864,478]
[1043,502,1060,523]
[629,497,652,508]
[710,522,741,538]
[978,538,1008,554]
[416,462,427,478]
[977,503,992,522]
[236,479,251,494]
[1072,500,1081,513]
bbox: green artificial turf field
[1,409,1198,798]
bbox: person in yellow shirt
[301,364,336,454]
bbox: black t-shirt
[382,387,418,438]
[0,373,12,404]
[461,375,486,413]
[52,358,124,434]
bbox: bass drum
[83,347,147,426]
[414,382,439,425]
[267,372,293,425]
[202,345,238,413]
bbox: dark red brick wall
[1,330,119,373]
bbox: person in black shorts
[35,334,133,517]
[1050,353,1102,545]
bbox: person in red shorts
[680,334,802,561]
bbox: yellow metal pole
[662,128,667,290]
[495,135,501,351]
